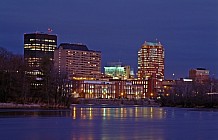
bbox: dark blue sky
[0,0,217,79]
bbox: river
[0,105,218,140]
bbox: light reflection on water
[71,105,165,121]
[69,105,167,140]
[0,106,218,140]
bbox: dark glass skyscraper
[24,32,57,75]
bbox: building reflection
[71,106,94,120]
[102,108,106,120]
[69,106,167,140]
[71,106,165,120]
[72,106,76,119]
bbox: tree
[0,47,27,103]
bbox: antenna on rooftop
[36,28,40,33]
[156,38,161,44]
[48,28,53,34]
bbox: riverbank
[0,103,68,109]
[72,98,160,107]
[0,99,160,109]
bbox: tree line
[159,78,218,108]
[0,47,70,107]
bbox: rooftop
[143,41,162,47]
[196,68,207,70]
[24,32,57,36]
[59,43,89,51]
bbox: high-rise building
[137,41,164,97]
[24,32,57,76]
[54,43,101,79]
[189,68,209,83]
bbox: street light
[150,93,153,98]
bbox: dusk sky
[0,0,217,79]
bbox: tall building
[104,62,132,80]
[189,68,209,83]
[24,32,57,76]
[54,43,101,79]
[137,41,164,97]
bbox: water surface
[0,106,218,140]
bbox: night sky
[0,0,217,79]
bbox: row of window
[29,39,56,42]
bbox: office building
[104,62,133,80]
[54,43,101,79]
[70,79,143,99]
[137,41,164,97]
[189,68,209,83]
[24,32,57,76]
[132,79,149,98]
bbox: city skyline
[0,0,218,79]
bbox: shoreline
[0,99,160,109]
[0,102,218,111]
[3,98,218,110]
[73,98,160,107]
[0,103,69,110]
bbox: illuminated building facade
[132,79,149,98]
[189,68,209,83]
[54,43,101,79]
[104,62,132,80]
[113,80,144,99]
[70,80,143,99]
[137,41,164,97]
[24,33,57,76]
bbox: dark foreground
[0,105,218,140]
